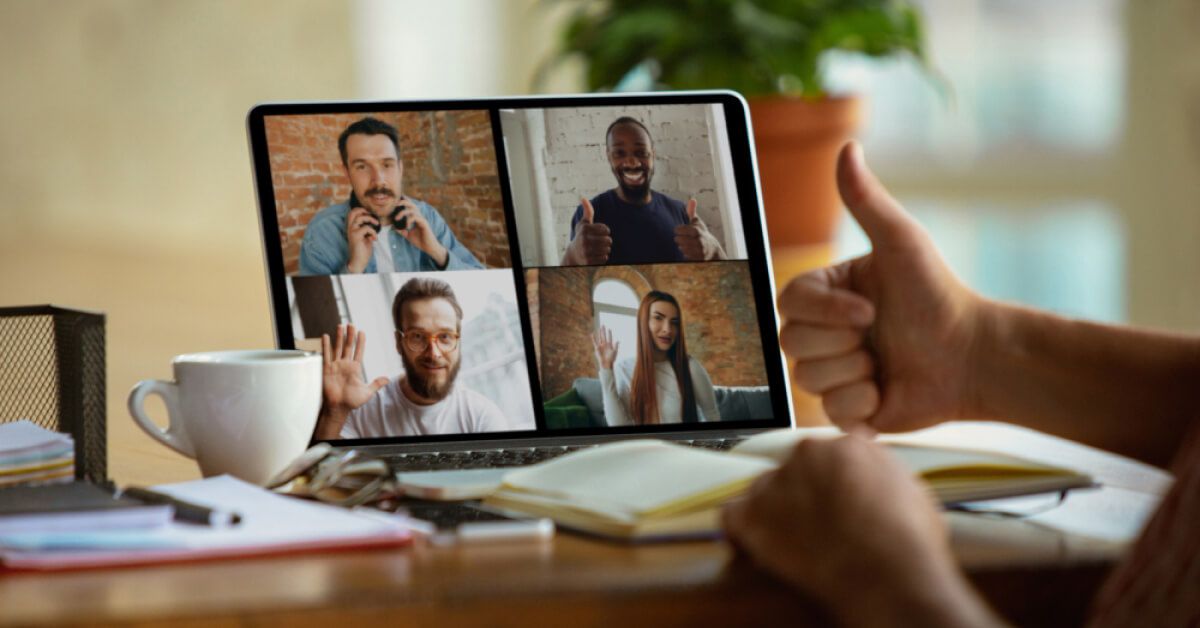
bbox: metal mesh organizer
[0,305,106,483]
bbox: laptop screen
[247,92,791,445]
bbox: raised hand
[673,198,725,260]
[314,324,390,439]
[345,207,381,273]
[563,197,613,265]
[389,199,449,268]
[778,142,982,434]
[592,325,619,371]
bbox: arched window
[592,279,639,365]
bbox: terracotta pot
[749,95,864,247]
[749,96,864,427]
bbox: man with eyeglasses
[313,277,508,439]
[560,116,726,266]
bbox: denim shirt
[297,200,484,275]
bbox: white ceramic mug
[128,350,323,485]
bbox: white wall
[503,104,743,265]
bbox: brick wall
[525,268,540,382]
[540,104,725,261]
[265,111,508,273]
[536,261,767,399]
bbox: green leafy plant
[545,0,931,98]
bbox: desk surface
[0,523,1118,627]
[1,423,1169,627]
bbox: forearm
[834,557,1004,628]
[599,367,633,426]
[970,299,1200,467]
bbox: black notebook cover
[0,482,172,534]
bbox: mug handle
[127,379,195,458]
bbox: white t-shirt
[371,229,395,273]
[340,377,509,438]
[599,356,721,426]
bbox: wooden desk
[0,524,1116,627]
[1,423,1168,627]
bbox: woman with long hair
[593,290,720,425]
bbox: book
[0,475,414,572]
[0,482,173,535]
[482,428,1095,541]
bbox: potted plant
[544,0,932,253]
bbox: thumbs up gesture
[674,198,726,261]
[778,142,983,435]
[562,197,613,265]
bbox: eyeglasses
[398,329,459,353]
[267,443,399,508]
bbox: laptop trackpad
[397,467,516,501]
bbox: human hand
[778,142,984,433]
[674,198,725,260]
[389,199,449,268]
[592,325,619,371]
[723,435,995,627]
[315,324,390,440]
[564,197,612,265]
[345,207,381,273]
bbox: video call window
[529,261,772,430]
[287,270,536,438]
[264,111,510,275]
[500,105,749,268]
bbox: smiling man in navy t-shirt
[561,117,726,266]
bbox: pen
[122,487,243,526]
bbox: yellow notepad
[484,429,1094,541]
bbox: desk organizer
[0,305,106,482]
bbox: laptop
[245,91,794,478]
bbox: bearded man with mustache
[298,117,483,276]
[314,277,509,439]
[561,116,726,266]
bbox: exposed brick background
[526,268,540,382]
[535,261,767,398]
[265,111,508,273]
[537,105,729,262]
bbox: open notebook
[482,428,1096,541]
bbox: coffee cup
[128,350,322,485]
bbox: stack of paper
[0,421,74,487]
[0,476,414,572]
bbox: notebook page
[500,440,774,517]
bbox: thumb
[581,197,594,224]
[368,376,389,395]
[686,198,698,224]
[837,141,918,248]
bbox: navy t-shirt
[569,189,688,264]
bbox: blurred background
[1,0,1197,483]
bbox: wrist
[433,244,450,269]
[314,406,349,440]
[967,298,1047,422]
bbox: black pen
[122,487,243,526]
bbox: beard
[613,165,652,202]
[401,350,461,402]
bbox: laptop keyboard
[383,438,743,472]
